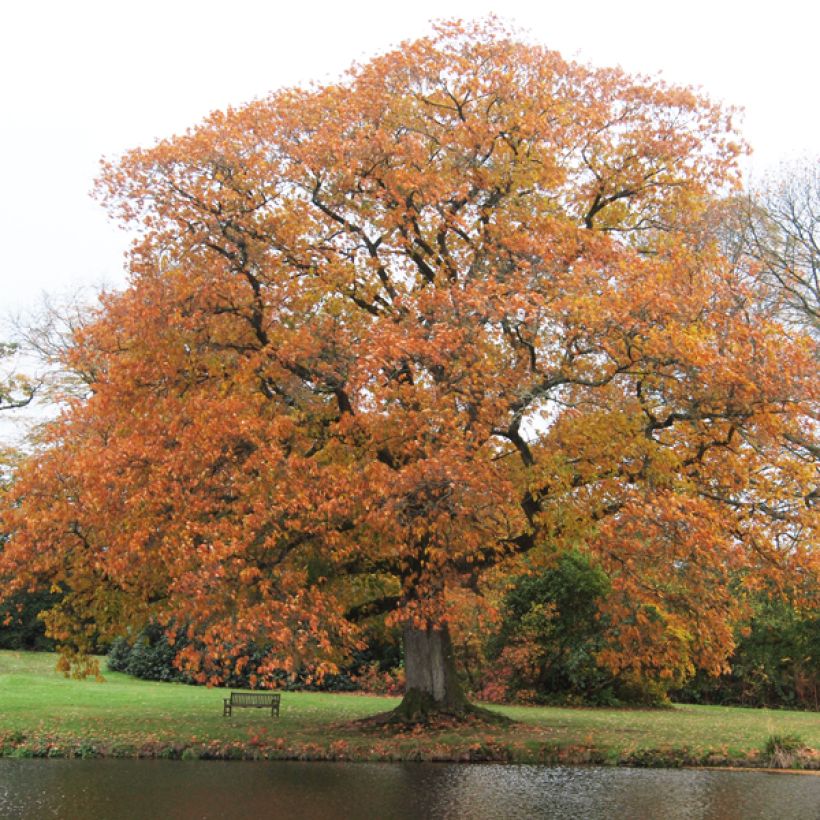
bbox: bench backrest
[230,692,280,706]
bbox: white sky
[0,0,817,318]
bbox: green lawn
[1,650,817,767]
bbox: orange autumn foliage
[1,20,816,688]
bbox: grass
[1,650,818,768]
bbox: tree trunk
[390,621,471,722]
[357,620,508,726]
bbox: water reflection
[1,760,818,819]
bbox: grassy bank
[1,651,817,769]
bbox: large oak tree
[2,21,816,720]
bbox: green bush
[672,595,819,710]
[481,552,674,706]
[123,630,182,682]
[0,588,59,651]
[486,552,619,704]
[107,624,190,683]
[105,636,133,673]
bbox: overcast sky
[1,0,817,319]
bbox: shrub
[484,552,615,704]
[107,624,190,682]
[478,552,675,706]
[0,588,59,651]
[106,636,133,673]
[672,595,819,710]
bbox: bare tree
[10,288,102,401]
[0,342,37,413]
[736,159,819,336]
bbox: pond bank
[3,731,818,772]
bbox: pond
[1,760,817,819]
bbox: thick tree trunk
[393,621,470,721]
[362,620,508,726]
[385,624,506,723]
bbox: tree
[11,289,105,400]
[730,159,819,336]
[705,161,820,505]
[1,20,816,722]
[0,342,37,414]
[0,428,58,652]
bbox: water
[1,760,817,819]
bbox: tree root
[355,690,511,731]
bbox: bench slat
[231,693,279,705]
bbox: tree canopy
[1,20,816,718]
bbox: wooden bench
[223,691,281,718]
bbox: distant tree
[11,289,103,399]
[1,20,816,723]
[725,160,819,336]
[0,342,37,413]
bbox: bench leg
[223,703,231,717]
